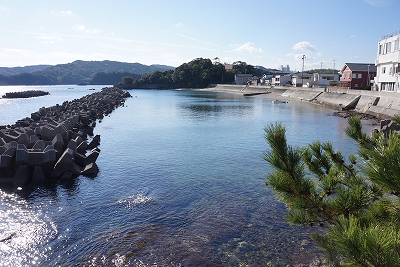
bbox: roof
[235,74,253,77]
[341,63,377,73]
[293,72,313,77]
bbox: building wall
[292,74,312,87]
[375,32,400,92]
[340,66,376,89]
[234,74,253,85]
[272,75,291,86]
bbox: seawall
[207,84,400,120]
[0,87,131,187]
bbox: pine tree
[263,117,400,266]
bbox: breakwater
[2,90,50,98]
[0,87,131,187]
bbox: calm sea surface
[0,85,362,266]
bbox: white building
[291,72,313,87]
[291,72,339,88]
[272,74,292,86]
[374,31,400,92]
[279,65,291,73]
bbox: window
[357,74,362,78]
[386,42,392,53]
[383,67,386,74]
[355,84,358,88]
[379,44,383,54]
[390,67,392,75]
[347,73,350,79]
[395,39,400,51]
[352,73,357,78]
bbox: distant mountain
[255,65,280,73]
[0,65,53,76]
[0,60,175,85]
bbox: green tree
[117,76,135,89]
[263,117,400,266]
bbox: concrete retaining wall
[211,84,400,119]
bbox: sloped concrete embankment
[208,84,272,96]
[283,88,400,119]
[0,87,131,187]
[211,84,400,119]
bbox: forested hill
[0,60,174,85]
[0,65,53,76]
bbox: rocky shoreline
[332,110,381,121]
[0,87,131,187]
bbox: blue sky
[0,0,399,71]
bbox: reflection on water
[0,87,362,266]
[0,191,57,267]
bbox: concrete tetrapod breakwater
[0,87,131,187]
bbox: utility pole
[333,59,336,74]
[302,55,306,87]
[367,64,370,87]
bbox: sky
[0,0,399,71]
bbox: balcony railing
[381,30,400,40]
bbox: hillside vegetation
[0,65,53,76]
[131,58,265,89]
[0,60,174,85]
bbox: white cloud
[175,23,183,27]
[35,34,64,44]
[0,5,8,11]
[74,24,101,34]
[234,42,263,53]
[292,41,316,52]
[286,53,309,60]
[60,10,73,15]
[75,24,86,31]
[87,29,101,34]
[350,34,356,38]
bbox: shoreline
[198,85,382,131]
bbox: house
[316,73,340,87]
[339,63,376,89]
[291,72,313,87]
[291,72,339,88]
[234,74,253,85]
[272,74,292,86]
[374,31,400,92]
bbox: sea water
[0,85,363,266]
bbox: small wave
[117,192,152,210]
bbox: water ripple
[117,191,152,210]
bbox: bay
[0,85,359,266]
